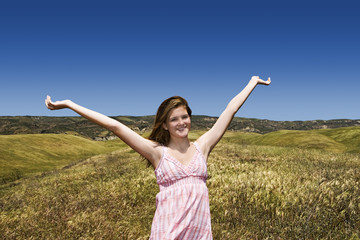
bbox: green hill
[224,126,360,154]
[250,130,347,153]
[0,134,123,183]
[2,126,359,184]
[316,126,360,153]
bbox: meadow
[0,134,121,184]
[1,127,360,239]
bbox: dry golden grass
[208,143,360,239]
[1,132,359,239]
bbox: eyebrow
[170,114,188,120]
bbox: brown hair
[148,96,192,146]
[143,96,192,167]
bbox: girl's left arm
[197,76,271,158]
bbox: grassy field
[0,134,122,184]
[1,128,360,239]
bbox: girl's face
[163,106,191,140]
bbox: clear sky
[1,1,359,121]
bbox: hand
[250,76,271,85]
[45,96,71,110]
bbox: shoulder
[193,138,210,160]
[147,140,164,168]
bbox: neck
[168,137,191,153]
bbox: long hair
[146,96,192,166]
[149,96,192,145]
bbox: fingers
[260,77,271,85]
[251,76,271,85]
[45,96,49,108]
[45,95,54,110]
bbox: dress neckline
[165,142,198,168]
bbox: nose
[178,118,186,126]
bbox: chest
[156,146,207,182]
[167,146,197,167]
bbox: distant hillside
[222,126,360,154]
[2,126,359,184]
[0,116,359,139]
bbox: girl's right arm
[45,96,162,166]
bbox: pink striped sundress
[150,142,212,240]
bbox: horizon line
[1,115,359,123]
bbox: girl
[45,76,271,239]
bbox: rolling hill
[223,126,360,154]
[1,125,359,185]
[0,134,123,183]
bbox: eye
[182,115,189,120]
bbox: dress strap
[193,142,207,163]
[155,144,167,171]
[193,141,201,152]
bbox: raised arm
[197,76,271,158]
[45,96,161,166]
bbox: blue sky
[1,1,359,121]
